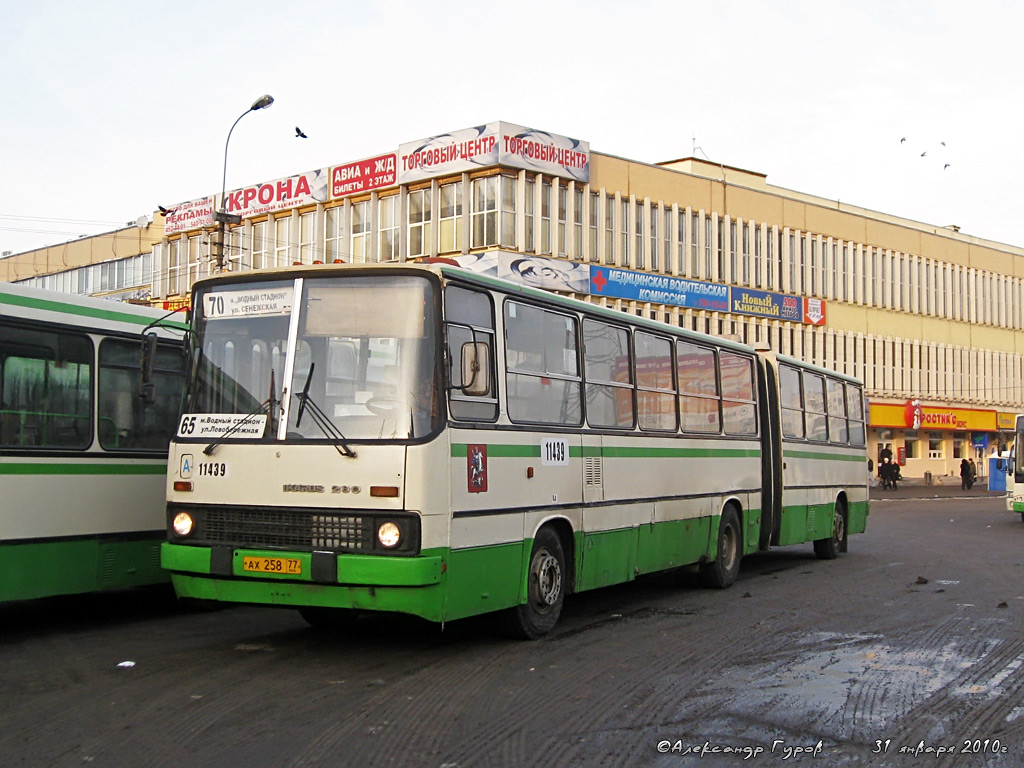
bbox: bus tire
[700,506,741,589]
[502,526,565,640]
[298,606,360,630]
[814,504,847,560]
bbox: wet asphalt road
[1,492,1022,768]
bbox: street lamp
[213,94,274,270]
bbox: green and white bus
[1,282,186,603]
[161,263,868,637]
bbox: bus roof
[0,281,188,335]
[188,262,861,385]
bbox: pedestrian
[968,458,977,489]
[880,457,893,490]
[960,458,971,490]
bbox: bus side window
[445,285,497,421]
[1,324,92,449]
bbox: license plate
[242,556,302,575]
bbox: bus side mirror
[460,342,490,396]
[141,332,158,405]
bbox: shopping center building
[5,120,1022,480]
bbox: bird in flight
[295,127,308,139]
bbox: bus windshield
[189,274,439,441]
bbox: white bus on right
[1008,415,1024,520]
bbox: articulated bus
[1,282,186,602]
[161,263,868,638]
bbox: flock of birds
[900,136,950,170]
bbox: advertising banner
[589,266,730,311]
[398,122,589,184]
[331,153,397,198]
[163,197,215,235]
[421,253,591,294]
[870,402,997,431]
[731,287,826,326]
[221,169,329,219]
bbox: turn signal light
[173,481,193,492]
[370,486,399,498]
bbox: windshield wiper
[203,370,279,456]
[294,363,357,458]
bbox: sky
[2,0,1022,256]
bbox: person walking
[968,458,977,489]
[960,458,971,490]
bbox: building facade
[7,121,1023,479]
[1,219,161,303]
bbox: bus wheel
[814,506,847,560]
[503,527,565,640]
[700,507,741,589]
[298,606,360,630]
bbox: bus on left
[0,282,187,602]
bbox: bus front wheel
[700,507,741,589]
[503,527,565,640]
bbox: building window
[810,238,818,297]
[904,430,919,459]
[649,203,659,272]
[407,188,432,258]
[573,187,585,259]
[704,215,713,279]
[729,221,737,284]
[274,216,291,268]
[252,220,270,270]
[351,200,370,262]
[298,211,315,264]
[677,210,687,276]
[378,195,399,260]
[622,198,631,267]
[325,206,344,263]
[524,178,535,253]
[690,211,699,276]
[554,184,567,255]
[754,225,763,287]
[589,191,600,263]
[540,180,553,255]
[928,431,943,459]
[438,182,463,254]
[662,207,672,273]
[604,193,615,265]
[741,223,750,286]
[187,235,204,290]
[501,175,516,249]
[166,239,182,295]
[471,176,498,250]
[717,218,726,280]
[634,201,644,269]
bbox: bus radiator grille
[202,508,373,553]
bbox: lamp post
[213,94,274,271]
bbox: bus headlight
[377,521,401,548]
[172,511,195,537]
